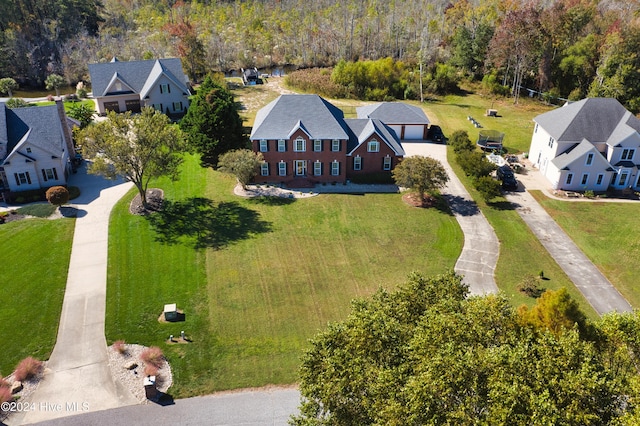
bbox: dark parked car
[496,165,518,190]
[427,125,445,143]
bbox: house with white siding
[529,98,640,192]
[0,101,76,195]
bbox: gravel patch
[107,344,173,403]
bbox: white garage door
[404,125,425,140]
[389,125,402,140]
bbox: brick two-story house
[250,94,405,186]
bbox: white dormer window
[294,137,306,152]
[622,148,635,160]
[115,82,122,91]
[368,140,380,152]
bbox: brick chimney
[56,100,76,157]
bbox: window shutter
[14,173,19,186]
[42,169,47,181]
[26,172,31,184]
[53,168,58,180]
[168,84,171,93]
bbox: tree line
[1,0,640,110]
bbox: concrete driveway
[8,166,137,426]
[402,142,499,295]
[505,167,633,314]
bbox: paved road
[505,187,633,314]
[30,387,300,426]
[9,167,137,426]
[402,142,499,295]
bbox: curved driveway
[402,142,499,295]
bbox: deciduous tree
[217,149,263,189]
[45,186,69,209]
[78,107,186,209]
[392,155,448,203]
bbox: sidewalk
[10,166,137,425]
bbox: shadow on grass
[146,197,271,249]
[247,196,296,206]
[489,200,518,211]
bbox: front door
[295,160,307,176]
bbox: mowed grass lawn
[106,155,462,396]
[0,218,75,375]
[531,191,640,308]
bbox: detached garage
[356,102,430,141]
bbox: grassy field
[531,191,640,308]
[0,218,75,375]
[106,155,462,396]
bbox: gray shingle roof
[535,98,638,143]
[344,119,405,156]
[88,58,190,98]
[250,94,350,140]
[8,105,65,154]
[356,102,430,125]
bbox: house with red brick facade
[250,94,405,186]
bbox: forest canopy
[3,0,640,111]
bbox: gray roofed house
[356,102,430,140]
[0,101,76,196]
[88,57,191,117]
[251,94,350,141]
[250,94,405,186]
[529,98,640,192]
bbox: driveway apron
[402,142,499,295]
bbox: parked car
[427,125,445,143]
[496,165,518,190]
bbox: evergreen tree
[180,74,248,168]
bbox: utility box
[164,303,177,321]
[144,375,157,400]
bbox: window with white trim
[566,173,573,185]
[586,153,594,166]
[261,162,269,176]
[596,174,604,185]
[353,156,362,171]
[14,172,31,186]
[294,137,306,152]
[314,161,322,176]
[581,174,588,185]
[548,137,554,148]
[278,139,286,152]
[42,168,58,182]
[622,148,635,160]
[314,139,322,152]
[619,171,629,186]
[383,156,392,171]
[367,140,380,152]
[331,161,340,176]
[278,161,287,176]
[160,84,170,94]
[331,139,340,152]
[153,103,163,111]
[259,140,268,152]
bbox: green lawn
[106,154,462,396]
[445,153,598,318]
[531,191,640,308]
[0,218,75,375]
